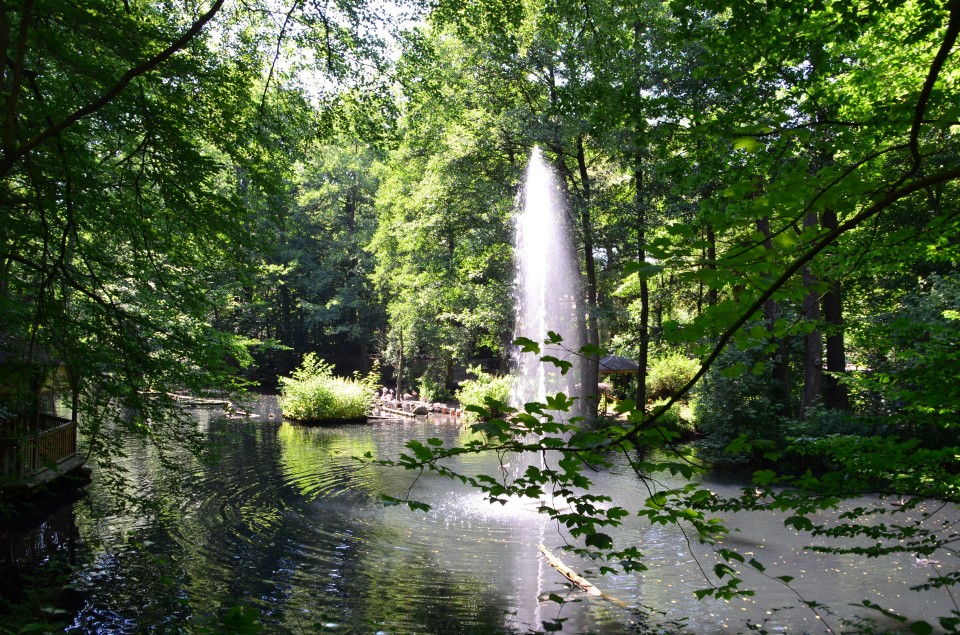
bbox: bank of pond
[1,393,955,634]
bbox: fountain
[511,147,586,417]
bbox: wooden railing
[0,415,76,479]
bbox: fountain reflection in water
[511,147,586,415]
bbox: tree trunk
[705,222,718,309]
[800,212,823,417]
[576,136,600,423]
[395,327,404,397]
[634,162,649,410]
[758,217,791,415]
[632,20,650,412]
[820,208,848,410]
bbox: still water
[6,395,956,634]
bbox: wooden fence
[0,414,77,479]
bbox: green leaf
[752,469,776,486]
[405,440,434,462]
[513,337,540,354]
[540,355,573,375]
[623,261,665,278]
[784,516,814,532]
[407,500,431,512]
[585,532,614,549]
[545,392,575,411]
[579,342,605,357]
[733,136,761,153]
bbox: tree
[378,1,960,629]
[0,0,406,489]
[370,27,516,392]
[0,0,267,479]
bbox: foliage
[368,24,516,390]
[417,372,451,403]
[648,398,694,437]
[691,345,786,451]
[4,0,960,629]
[779,405,861,440]
[0,0,284,497]
[359,1,960,626]
[848,272,960,438]
[453,366,512,421]
[646,353,699,401]
[278,354,378,421]
[217,137,388,376]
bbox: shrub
[691,344,785,461]
[649,398,696,438]
[455,365,512,422]
[849,272,960,438]
[418,373,451,403]
[278,354,379,421]
[646,352,699,400]
[780,405,861,439]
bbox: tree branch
[619,161,960,445]
[909,0,960,169]
[0,0,226,177]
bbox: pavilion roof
[598,355,640,375]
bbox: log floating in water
[537,544,628,608]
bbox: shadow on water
[0,482,89,629]
[1,394,956,634]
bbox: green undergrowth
[278,354,379,421]
[454,365,512,422]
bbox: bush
[418,373,451,403]
[649,398,696,438]
[849,272,960,438]
[278,354,379,421]
[780,405,861,439]
[691,344,785,460]
[646,352,699,400]
[455,365,512,422]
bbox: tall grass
[278,354,379,421]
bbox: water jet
[511,147,587,418]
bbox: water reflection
[0,494,83,614]
[4,394,956,633]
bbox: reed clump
[279,354,379,421]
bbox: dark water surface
[4,395,956,634]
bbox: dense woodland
[2,0,960,630]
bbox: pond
[2,394,955,634]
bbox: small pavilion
[0,338,83,495]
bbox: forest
[1,0,959,632]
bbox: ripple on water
[60,398,960,635]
